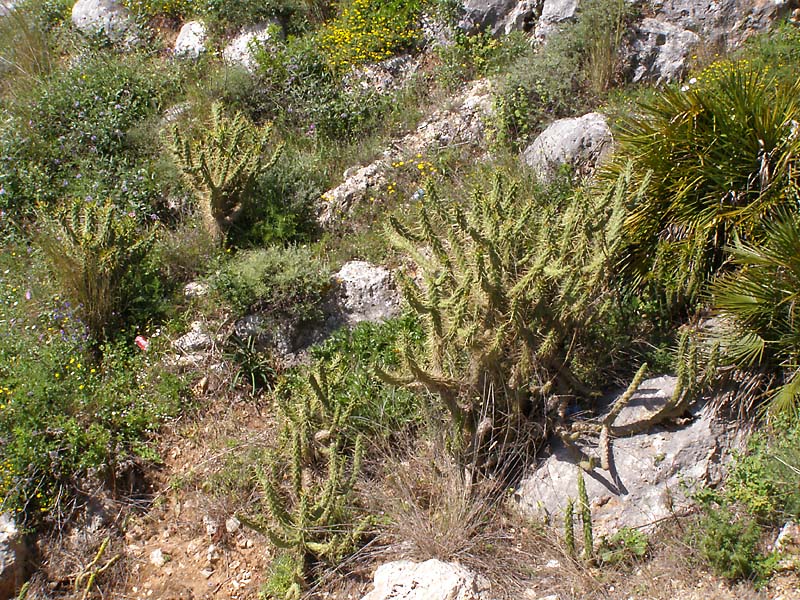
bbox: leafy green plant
[169,102,283,244]
[1,51,179,215]
[381,170,638,473]
[213,245,328,321]
[697,507,768,581]
[724,419,800,522]
[704,214,800,418]
[597,527,648,565]
[0,247,185,526]
[604,60,800,301]
[35,199,156,342]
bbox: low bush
[214,246,329,321]
[0,51,180,216]
[0,245,185,526]
[318,0,424,72]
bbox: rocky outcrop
[329,261,402,327]
[234,261,401,360]
[459,0,521,35]
[629,19,700,84]
[71,0,137,44]
[514,376,744,537]
[521,112,613,182]
[319,79,493,227]
[361,559,494,600]
[174,21,207,59]
[222,23,279,71]
[0,513,26,600]
[624,0,792,83]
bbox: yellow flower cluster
[320,0,421,71]
[123,0,191,18]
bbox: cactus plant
[381,169,639,474]
[577,469,593,561]
[564,497,576,558]
[242,364,369,598]
[168,102,283,244]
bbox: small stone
[207,544,220,564]
[200,567,214,579]
[225,516,241,534]
[149,548,166,568]
[544,559,561,569]
[203,515,219,537]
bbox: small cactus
[578,469,593,561]
[564,498,576,558]
[168,102,283,244]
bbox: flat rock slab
[361,559,494,600]
[515,378,743,537]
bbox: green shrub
[35,199,157,342]
[725,420,800,522]
[0,246,185,526]
[318,0,424,72]
[697,507,769,581]
[252,34,391,140]
[487,0,632,148]
[305,316,424,435]
[604,60,800,302]
[0,51,179,215]
[214,246,328,321]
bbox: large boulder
[0,513,26,600]
[521,112,613,183]
[71,0,136,44]
[629,18,700,84]
[174,20,207,59]
[514,376,744,537]
[222,23,279,71]
[329,261,402,327]
[361,559,494,600]
[459,0,521,35]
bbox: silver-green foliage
[384,171,638,465]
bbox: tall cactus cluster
[245,363,369,599]
[36,198,155,341]
[383,171,639,472]
[168,102,283,244]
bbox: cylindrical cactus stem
[577,469,593,561]
[564,498,576,558]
